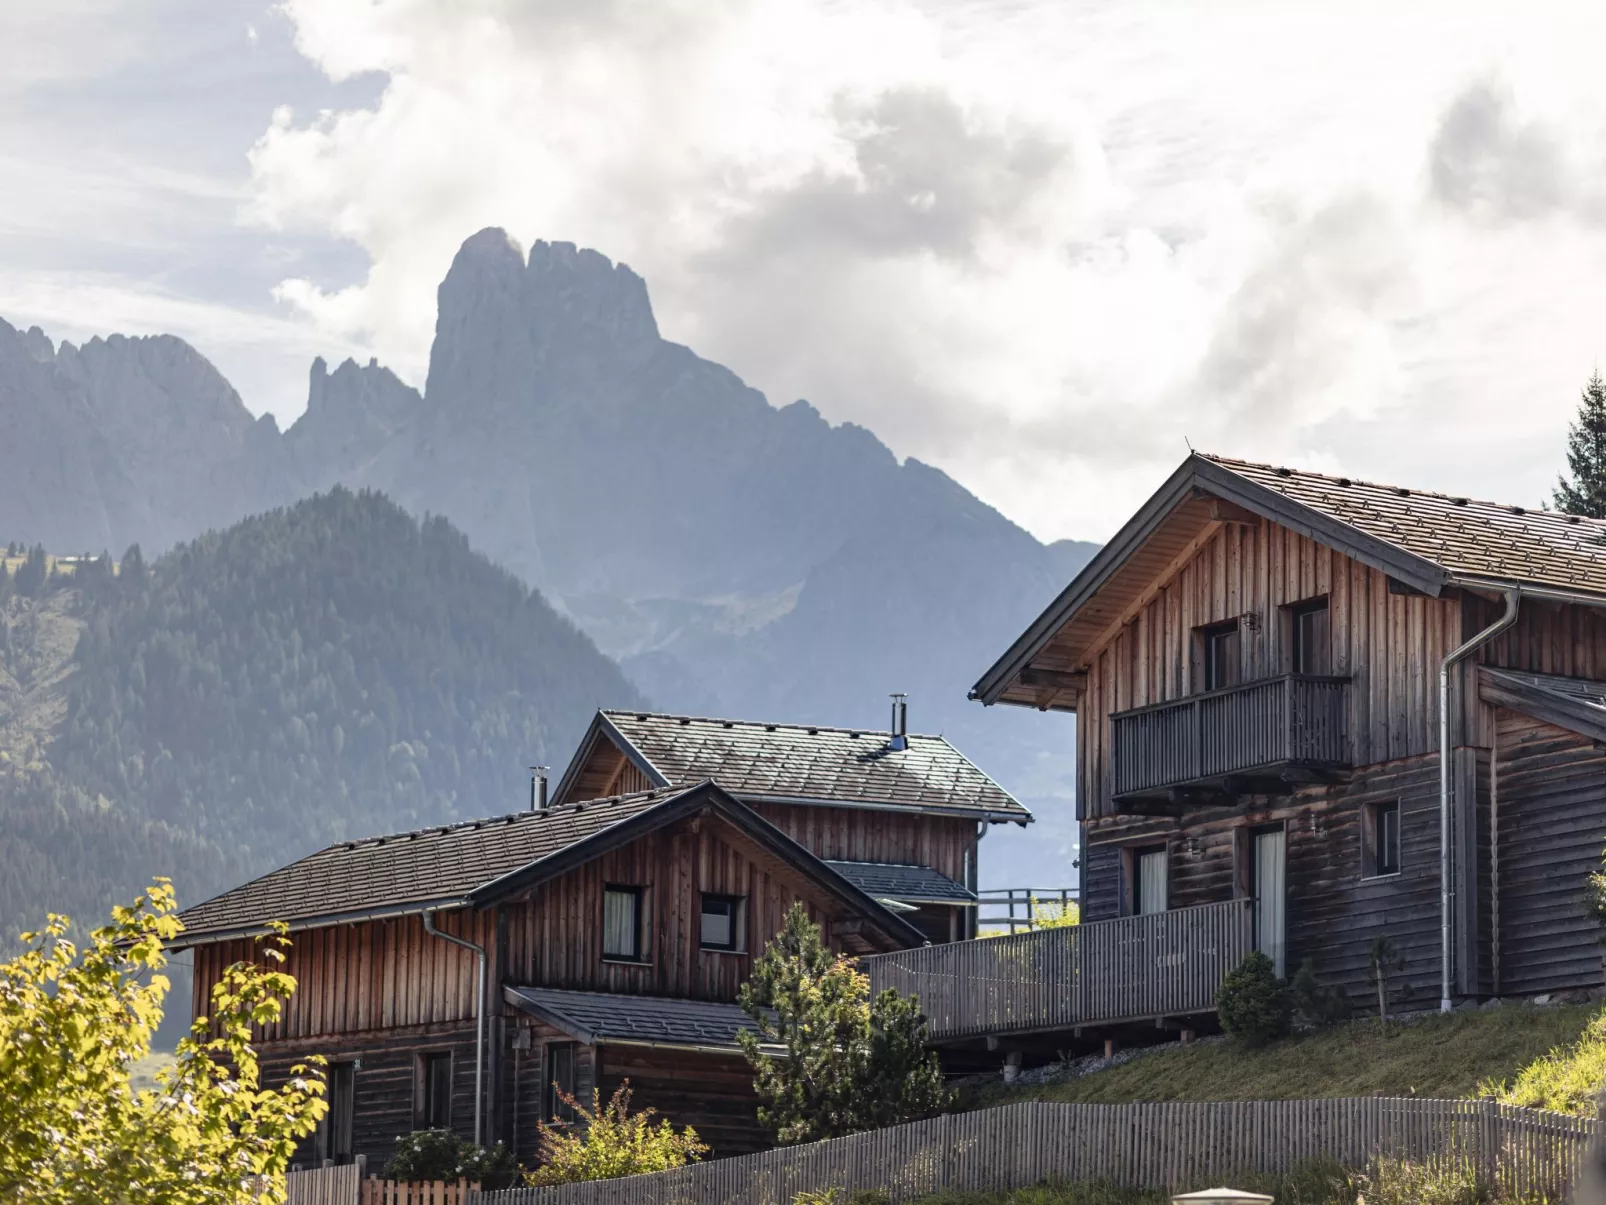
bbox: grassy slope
[962,1004,1598,1111]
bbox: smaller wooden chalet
[174,780,923,1168]
[552,708,1031,941]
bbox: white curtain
[603,888,638,958]
[1138,849,1168,915]
[1254,829,1286,975]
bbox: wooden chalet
[551,707,1032,942]
[175,780,923,1168]
[864,453,1606,1047]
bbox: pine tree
[1554,370,1606,517]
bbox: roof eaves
[172,894,475,951]
[731,790,1030,824]
[1478,667,1606,744]
[969,455,1204,705]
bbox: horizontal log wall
[261,1021,480,1170]
[473,1098,1596,1205]
[1084,756,1451,1003]
[1495,710,1606,997]
[597,1046,766,1158]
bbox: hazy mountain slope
[0,491,642,943]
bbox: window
[1363,800,1401,878]
[1198,620,1241,691]
[316,1061,356,1164]
[602,885,644,960]
[544,1042,577,1123]
[1125,845,1168,915]
[416,1052,452,1130]
[1289,598,1332,675]
[700,893,744,952]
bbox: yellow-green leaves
[0,883,326,1205]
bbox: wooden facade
[186,795,919,1169]
[972,456,1606,1016]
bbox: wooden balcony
[861,898,1253,1042]
[1112,674,1350,807]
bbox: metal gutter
[423,911,487,1146]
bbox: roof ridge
[600,708,942,740]
[1201,452,1606,528]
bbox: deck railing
[860,897,1253,1041]
[1112,674,1350,799]
[976,887,1079,934]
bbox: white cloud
[238,0,1606,539]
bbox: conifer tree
[1555,370,1606,518]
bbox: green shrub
[382,1128,520,1188]
[793,1192,892,1205]
[525,1082,708,1185]
[1290,959,1350,1028]
[1354,1156,1494,1205]
[1216,951,1292,1047]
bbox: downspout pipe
[423,910,487,1145]
[1439,583,1521,1013]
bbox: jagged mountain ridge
[0,231,1097,882]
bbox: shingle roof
[1480,668,1606,743]
[175,787,687,944]
[504,986,782,1054]
[1204,454,1606,596]
[824,861,977,905]
[585,711,1030,821]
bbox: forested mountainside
[0,230,1097,883]
[0,490,641,944]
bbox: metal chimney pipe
[530,766,548,812]
[889,694,908,752]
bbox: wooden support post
[1003,1050,1022,1084]
[1181,1027,1196,1044]
[1103,1038,1116,1059]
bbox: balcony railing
[1112,674,1350,802]
[861,898,1253,1041]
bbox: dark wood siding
[1078,518,1462,820]
[596,1046,764,1157]
[752,804,975,885]
[1494,709,1606,997]
[1083,756,1450,1004]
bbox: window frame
[1362,799,1402,879]
[1286,596,1332,676]
[544,1041,577,1124]
[698,892,746,953]
[1195,619,1242,692]
[415,1050,453,1131]
[315,1060,357,1164]
[1121,843,1169,916]
[601,884,646,963]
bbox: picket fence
[469,1098,1600,1205]
[281,1159,475,1205]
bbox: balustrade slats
[1113,675,1350,798]
[861,898,1252,1041]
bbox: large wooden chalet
[865,451,1606,1055]
[177,713,1026,1168]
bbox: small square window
[602,886,643,960]
[700,894,744,951]
[1363,801,1401,878]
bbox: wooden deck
[1112,674,1350,802]
[860,898,1254,1041]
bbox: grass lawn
[961,1003,1598,1110]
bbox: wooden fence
[284,1159,366,1205]
[361,1179,477,1204]
[469,1098,1599,1205]
[861,898,1253,1040]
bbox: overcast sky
[7,1,1606,543]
